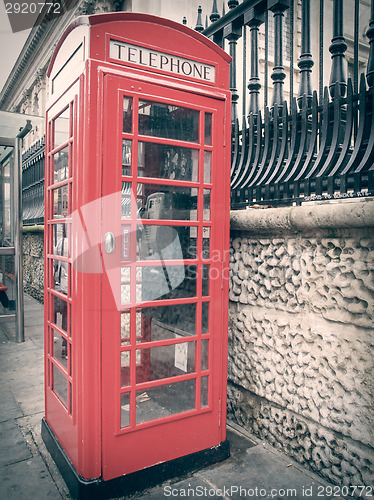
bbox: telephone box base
[41,418,230,500]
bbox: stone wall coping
[23,225,44,233]
[230,200,374,233]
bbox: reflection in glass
[120,393,130,428]
[138,225,196,260]
[121,284,130,304]
[201,339,209,370]
[121,351,130,386]
[54,296,67,332]
[205,113,212,145]
[136,379,195,424]
[202,265,210,297]
[202,302,209,333]
[203,189,211,221]
[204,151,211,184]
[138,142,198,182]
[138,100,199,142]
[54,107,70,147]
[53,365,68,408]
[121,267,131,304]
[53,185,69,218]
[53,329,68,369]
[53,147,69,183]
[137,184,197,221]
[136,265,196,302]
[122,140,132,176]
[136,342,195,383]
[53,258,68,295]
[202,227,210,258]
[201,376,208,408]
[121,312,130,345]
[121,182,131,218]
[53,223,68,255]
[123,96,133,133]
[136,303,196,342]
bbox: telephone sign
[42,12,231,498]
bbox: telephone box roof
[47,12,231,81]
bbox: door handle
[104,232,115,254]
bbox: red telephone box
[42,12,231,498]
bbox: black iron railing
[192,0,374,207]
[22,136,45,225]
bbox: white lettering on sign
[109,39,216,83]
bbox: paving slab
[0,419,32,467]
[0,453,63,499]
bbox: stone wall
[228,201,374,493]
[23,228,44,302]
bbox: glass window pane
[202,302,209,333]
[52,185,69,219]
[52,223,68,255]
[121,393,130,428]
[202,265,210,297]
[52,329,68,368]
[121,311,130,345]
[138,225,196,260]
[138,100,199,142]
[53,146,69,183]
[121,351,130,386]
[204,113,212,145]
[122,140,132,176]
[204,151,211,184]
[136,379,196,424]
[53,259,68,295]
[136,265,196,302]
[121,182,132,219]
[136,304,196,343]
[203,189,211,221]
[53,365,68,408]
[53,296,68,332]
[201,376,208,408]
[138,142,198,182]
[123,96,133,133]
[136,342,195,383]
[202,227,210,258]
[137,184,197,221]
[201,339,209,371]
[54,107,69,148]
[121,267,131,304]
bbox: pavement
[0,294,344,500]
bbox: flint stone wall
[228,201,374,492]
[23,229,44,302]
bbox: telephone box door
[101,74,229,480]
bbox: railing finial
[228,0,239,9]
[210,0,220,23]
[195,6,204,32]
[329,0,347,97]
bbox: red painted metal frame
[45,12,231,482]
